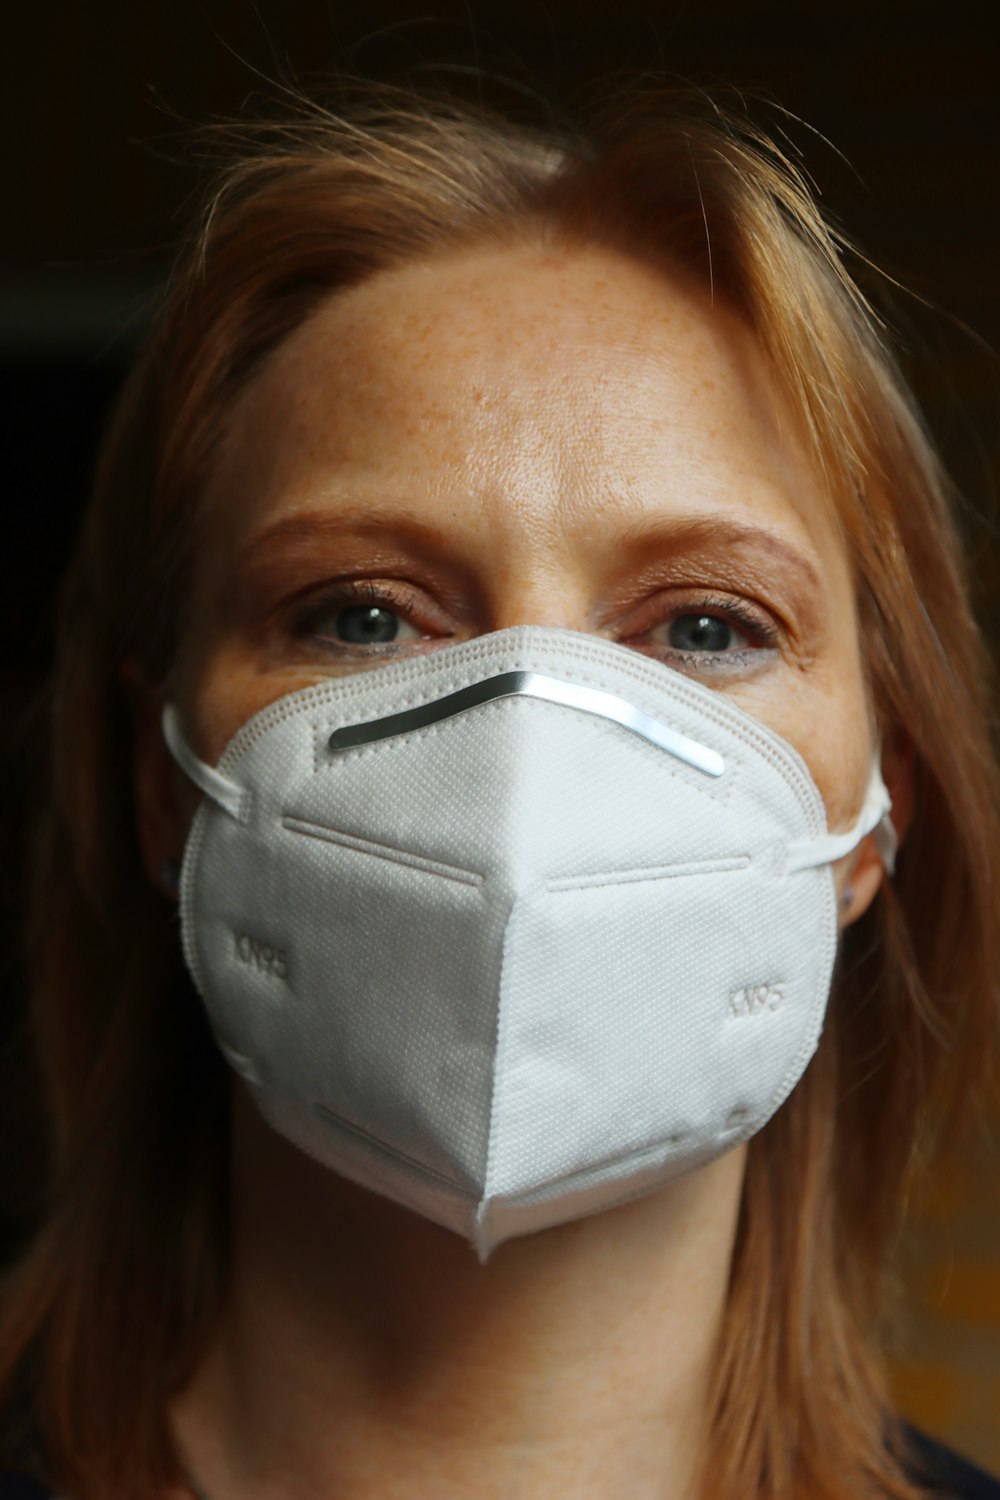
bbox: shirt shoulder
[903,1426,1000,1498]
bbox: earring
[160,857,181,895]
[838,884,855,916]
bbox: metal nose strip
[327,670,725,777]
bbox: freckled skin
[173,242,875,852]
[141,241,897,1500]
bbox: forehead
[205,239,839,564]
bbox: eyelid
[294,578,417,622]
[622,590,781,648]
[289,577,448,648]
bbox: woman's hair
[1,80,997,1500]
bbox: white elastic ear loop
[162,705,248,821]
[784,758,897,876]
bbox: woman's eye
[629,601,776,670]
[665,614,746,653]
[292,592,428,652]
[332,604,420,646]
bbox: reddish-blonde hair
[2,82,997,1500]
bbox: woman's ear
[838,728,915,929]
[120,657,198,900]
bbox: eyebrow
[237,507,451,570]
[242,507,824,576]
[613,515,827,598]
[235,504,830,639]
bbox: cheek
[802,634,877,830]
[170,569,312,766]
[746,660,875,832]
[798,702,875,831]
[181,647,331,765]
[171,542,340,763]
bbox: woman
[1,82,998,1500]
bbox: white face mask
[164,626,894,1260]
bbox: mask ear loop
[161,705,249,822]
[784,758,897,876]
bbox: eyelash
[642,592,779,653]
[292,578,411,627]
[290,580,780,661]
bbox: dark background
[2,0,999,1468]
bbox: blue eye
[334,605,404,644]
[667,615,738,652]
[292,586,428,655]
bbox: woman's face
[158,240,885,912]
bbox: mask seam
[475,889,521,1256]
[757,866,838,1119]
[311,1103,474,1195]
[486,1136,740,1247]
[485,1126,741,1209]
[545,855,751,891]
[281,815,485,887]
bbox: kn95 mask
[163,626,895,1260]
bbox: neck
[171,1086,745,1500]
